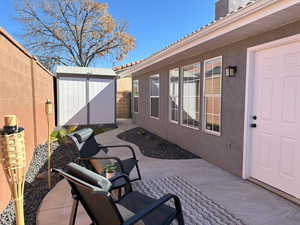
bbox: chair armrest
[79,156,125,172]
[97,145,137,159]
[122,194,182,225]
[109,174,133,193]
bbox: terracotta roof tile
[113,60,144,71]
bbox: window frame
[180,62,201,130]
[202,56,223,136]
[149,74,160,119]
[169,68,180,124]
[132,79,139,113]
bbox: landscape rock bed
[0,142,81,225]
[117,127,201,160]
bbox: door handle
[252,115,257,120]
[250,123,257,128]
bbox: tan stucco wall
[132,20,300,177]
[117,76,132,92]
[0,28,55,212]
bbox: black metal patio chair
[66,128,142,185]
[53,163,184,225]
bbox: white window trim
[132,80,139,114]
[202,56,223,136]
[169,68,180,124]
[169,96,179,124]
[180,63,201,130]
[149,74,160,119]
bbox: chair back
[53,163,123,225]
[67,128,101,157]
[67,129,112,174]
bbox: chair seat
[116,204,145,225]
[110,158,138,189]
[118,191,177,225]
[116,158,138,175]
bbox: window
[203,56,222,134]
[133,80,139,113]
[169,68,179,122]
[149,74,160,118]
[181,63,201,128]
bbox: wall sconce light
[225,66,237,77]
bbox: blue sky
[0,0,215,68]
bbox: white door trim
[242,33,300,179]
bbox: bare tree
[15,0,136,69]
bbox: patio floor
[37,119,300,225]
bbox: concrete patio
[37,119,300,225]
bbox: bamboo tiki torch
[45,99,53,189]
[0,115,26,225]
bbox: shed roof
[56,66,116,77]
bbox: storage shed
[56,66,116,126]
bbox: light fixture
[225,66,237,77]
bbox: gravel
[117,127,201,160]
[0,142,81,225]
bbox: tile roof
[113,60,144,72]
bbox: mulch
[117,127,201,160]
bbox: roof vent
[215,0,250,20]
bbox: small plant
[50,125,78,143]
[105,164,118,173]
[105,164,118,179]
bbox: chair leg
[118,188,122,199]
[177,212,185,225]
[173,196,184,225]
[135,163,142,180]
[69,198,79,225]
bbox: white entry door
[89,78,115,124]
[250,39,300,198]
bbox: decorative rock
[117,127,201,160]
[0,142,80,225]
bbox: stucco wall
[0,28,55,212]
[117,76,132,92]
[132,20,300,177]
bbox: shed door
[251,40,300,198]
[89,78,115,124]
[58,77,87,125]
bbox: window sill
[169,120,179,124]
[204,129,221,136]
[181,123,200,130]
[150,116,160,120]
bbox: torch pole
[0,115,26,225]
[45,99,53,189]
